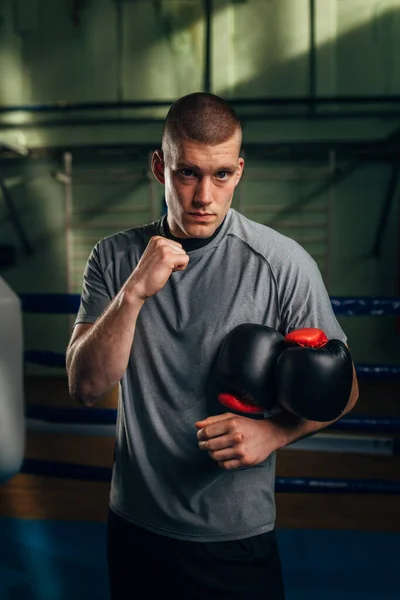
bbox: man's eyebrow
[175,162,237,171]
[215,164,237,172]
[176,162,199,170]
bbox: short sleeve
[74,242,112,327]
[279,246,347,344]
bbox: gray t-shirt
[75,208,346,542]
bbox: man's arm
[196,361,359,471]
[267,362,359,450]
[66,293,145,407]
[67,236,189,407]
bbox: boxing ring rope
[19,459,400,494]
[19,293,400,316]
[22,349,400,379]
[19,293,400,493]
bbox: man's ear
[151,149,165,184]
[235,156,245,187]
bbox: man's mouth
[189,212,215,220]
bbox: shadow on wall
[0,0,209,106]
[217,2,400,100]
[0,2,399,104]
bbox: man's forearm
[267,410,338,449]
[269,365,359,450]
[67,289,144,406]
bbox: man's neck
[162,215,225,252]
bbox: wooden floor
[1,376,399,530]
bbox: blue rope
[330,296,400,316]
[25,405,400,433]
[356,364,400,378]
[26,405,117,424]
[22,459,112,482]
[20,459,400,492]
[275,477,400,493]
[24,350,66,368]
[330,416,400,433]
[18,293,400,316]
[23,350,400,382]
[20,293,81,314]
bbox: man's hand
[129,236,189,301]
[195,413,278,470]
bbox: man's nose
[194,177,213,206]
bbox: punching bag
[0,276,25,482]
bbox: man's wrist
[118,285,146,309]
[264,410,307,450]
[266,409,341,450]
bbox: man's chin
[183,221,218,239]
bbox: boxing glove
[275,328,353,421]
[216,323,284,414]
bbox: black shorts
[107,508,285,600]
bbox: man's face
[152,133,244,239]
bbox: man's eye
[216,171,229,180]
[180,169,195,177]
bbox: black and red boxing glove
[275,327,353,421]
[216,323,284,415]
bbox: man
[66,92,359,599]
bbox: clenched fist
[129,236,189,300]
